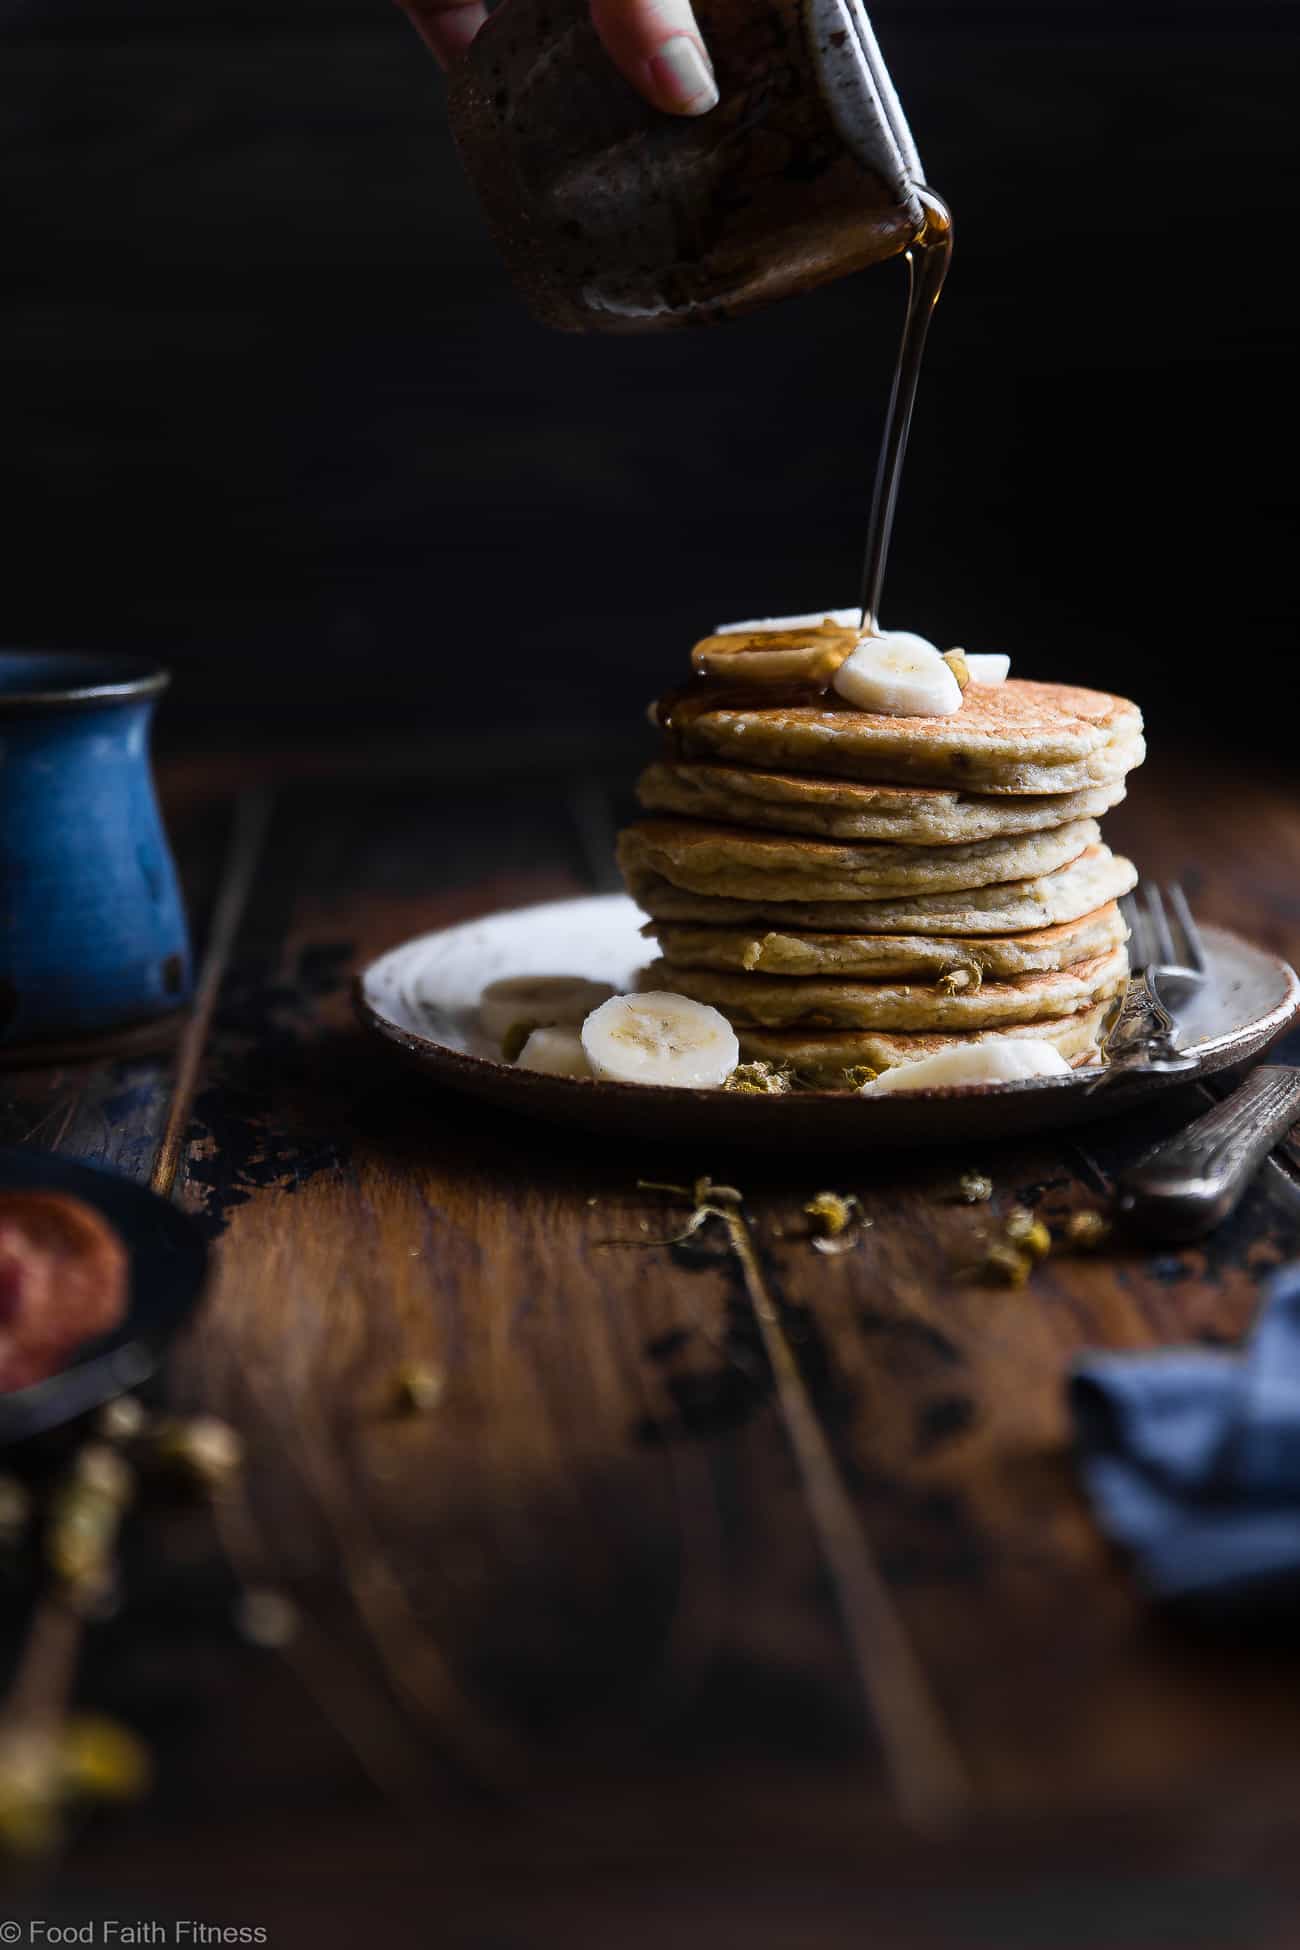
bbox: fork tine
[1145,883,1179,968]
[1166,881,1206,973]
[1121,890,1151,970]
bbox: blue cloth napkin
[1070,1264,1300,1607]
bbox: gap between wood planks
[150,786,273,1201]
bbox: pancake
[617,817,1098,905]
[625,842,1137,935]
[647,899,1128,981]
[641,944,1128,1031]
[664,679,1144,794]
[736,1002,1113,1084]
[637,760,1128,844]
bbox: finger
[395,0,489,65]
[588,0,718,116]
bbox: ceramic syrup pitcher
[0,654,192,1056]
[447,0,925,331]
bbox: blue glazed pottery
[0,653,192,1053]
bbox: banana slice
[581,991,739,1089]
[832,631,963,716]
[861,1040,1071,1095]
[516,1026,592,1078]
[965,652,1010,685]
[479,975,615,1044]
[716,608,861,634]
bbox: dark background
[4,0,1297,756]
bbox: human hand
[395,0,718,116]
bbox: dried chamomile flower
[804,1191,861,1238]
[725,1061,792,1096]
[391,1361,445,1416]
[937,962,983,996]
[1005,1208,1052,1261]
[75,1445,133,1505]
[152,1415,243,1490]
[805,1191,871,1254]
[942,648,971,691]
[98,1395,147,1444]
[979,1242,1033,1288]
[957,1172,994,1204]
[843,1065,879,1091]
[0,1711,152,1858]
[46,1445,134,1599]
[1063,1210,1112,1250]
[61,1715,151,1804]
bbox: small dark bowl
[0,1148,208,1445]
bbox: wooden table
[3,737,1300,1947]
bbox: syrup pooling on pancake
[690,618,860,688]
[655,619,860,737]
[659,619,965,733]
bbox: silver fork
[1116,885,1300,1238]
[1102,882,1202,1074]
[1122,880,1206,1007]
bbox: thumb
[395,0,488,65]
[588,0,718,116]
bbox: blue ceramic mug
[0,654,192,1052]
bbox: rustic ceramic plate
[355,895,1300,1149]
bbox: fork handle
[1118,1066,1300,1242]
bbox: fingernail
[647,35,718,115]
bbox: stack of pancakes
[617,626,1143,1083]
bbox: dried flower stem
[631,1180,969,1830]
